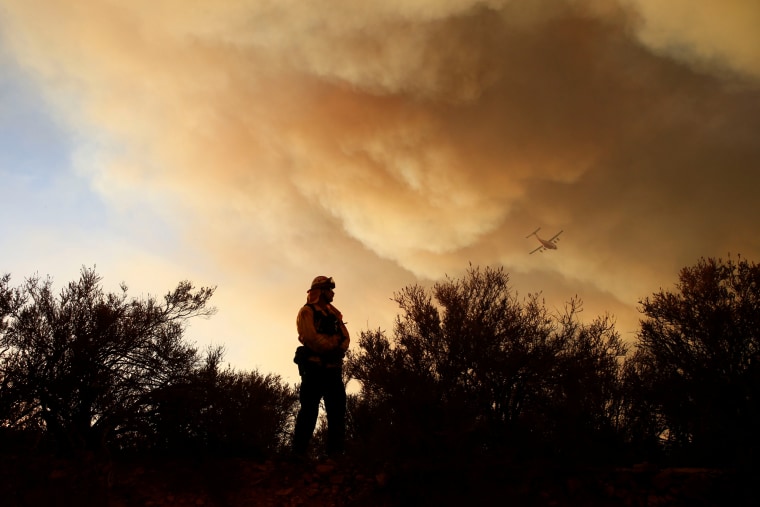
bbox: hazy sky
[2,0,759,384]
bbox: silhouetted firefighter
[292,276,350,458]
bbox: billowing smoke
[2,0,759,376]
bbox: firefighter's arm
[326,304,350,353]
[337,319,350,352]
[297,306,339,354]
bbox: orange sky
[2,0,759,384]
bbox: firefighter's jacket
[296,302,350,368]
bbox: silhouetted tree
[0,267,216,455]
[130,347,298,457]
[538,301,627,462]
[346,265,628,464]
[0,273,11,329]
[619,352,669,463]
[628,255,760,465]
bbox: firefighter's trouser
[292,364,346,456]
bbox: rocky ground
[1,453,754,506]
